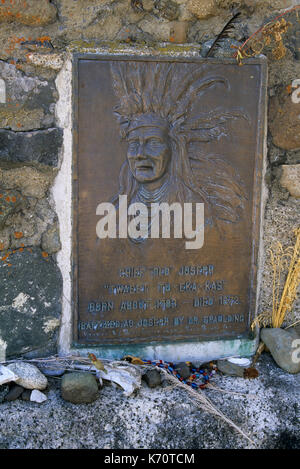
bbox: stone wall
[0,0,299,358]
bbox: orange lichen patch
[6,263,12,267]
[0,243,5,251]
[11,196,17,203]
[42,251,48,258]
[286,84,292,94]
[5,196,10,202]
[18,247,23,252]
[0,194,2,198]
[20,242,24,247]
[14,231,23,239]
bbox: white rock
[96,361,142,397]
[30,389,47,403]
[228,357,251,367]
[0,364,18,386]
[7,362,48,390]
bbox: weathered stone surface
[138,16,171,41]
[0,61,56,131]
[142,368,162,388]
[7,362,48,390]
[154,0,179,21]
[279,164,300,198]
[61,372,99,404]
[187,0,217,19]
[0,128,63,167]
[41,222,61,254]
[261,328,300,374]
[7,198,57,251]
[0,247,62,357]
[0,189,25,230]
[269,89,300,151]
[5,384,24,401]
[0,166,55,199]
[26,53,64,71]
[0,0,57,26]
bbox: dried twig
[160,369,255,446]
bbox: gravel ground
[0,353,299,449]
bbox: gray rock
[61,372,99,404]
[5,384,24,401]
[154,0,179,21]
[0,128,63,167]
[7,362,48,390]
[21,389,32,401]
[143,368,162,388]
[261,328,300,374]
[0,247,62,358]
[38,366,65,377]
[174,362,191,380]
[217,359,247,377]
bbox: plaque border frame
[71,53,267,352]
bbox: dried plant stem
[161,369,255,446]
[252,228,300,330]
[252,341,265,366]
[236,5,300,57]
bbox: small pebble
[5,384,24,401]
[30,389,47,403]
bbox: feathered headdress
[110,61,249,234]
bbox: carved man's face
[126,124,171,184]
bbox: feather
[206,12,242,58]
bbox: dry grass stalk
[233,6,299,64]
[252,227,300,330]
[160,369,255,446]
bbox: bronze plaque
[72,55,267,346]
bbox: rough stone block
[0,166,55,199]
[0,0,57,26]
[0,247,62,357]
[154,0,179,21]
[187,0,217,19]
[0,61,56,131]
[0,128,63,167]
[0,189,25,230]
[269,89,300,151]
[279,164,300,198]
[261,328,300,374]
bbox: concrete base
[70,336,258,364]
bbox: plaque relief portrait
[74,56,266,346]
[110,61,249,238]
